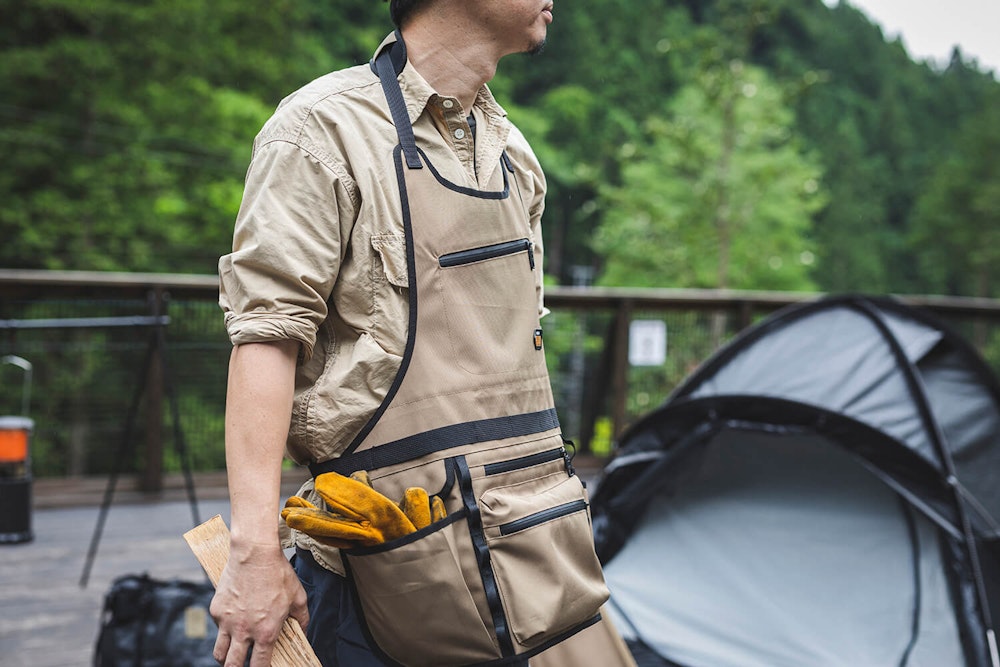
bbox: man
[212,1,604,666]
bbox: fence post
[141,289,165,493]
[610,299,634,442]
[738,300,754,330]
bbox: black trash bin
[0,356,33,544]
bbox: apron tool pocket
[479,473,609,650]
[343,511,501,667]
[438,238,538,376]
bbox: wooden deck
[0,498,232,666]
[0,459,607,666]
[0,470,310,667]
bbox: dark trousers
[292,547,529,667]
[292,548,387,666]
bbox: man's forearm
[212,340,309,667]
[224,340,299,549]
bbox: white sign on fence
[629,319,667,366]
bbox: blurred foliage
[499,0,999,297]
[3,0,1000,472]
[2,0,998,296]
[595,63,825,290]
[0,0,380,273]
[910,98,1000,298]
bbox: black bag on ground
[94,573,217,667]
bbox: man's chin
[526,38,546,56]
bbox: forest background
[3,0,999,298]
[2,0,1000,477]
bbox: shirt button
[442,99,454,109]
[453,128,466,140]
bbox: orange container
[0,418,32,464]
[0,430,28,463]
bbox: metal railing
[2,269,999,485]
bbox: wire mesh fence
[2,278,999,480]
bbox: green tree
[910,101,1000,298]
[495,0,692,281]
[751,0,999,294]
[0,0,365,273]
[594,62,825,290]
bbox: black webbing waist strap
[310,408,560,477]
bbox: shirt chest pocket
[369,233,409,357]
[371,233,409,288]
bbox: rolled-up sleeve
[523,143,549,319]
[530,178,549,319]
[219,138,356,360]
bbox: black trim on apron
[416,146,510,198]
[373,33,421,170]
[307,36,607,667]
[311,408,560,476]
[330,38,550,465]
[335,143,421,462]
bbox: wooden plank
[183,515,322,667]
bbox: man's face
[472,0,553,57]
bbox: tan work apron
[308,35,608,667]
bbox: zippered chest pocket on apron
[438,238,539,376]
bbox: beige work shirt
[219,34,547,569]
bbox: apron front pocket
[478,473,610,650]
[438,239,539,376]
[343,512,501,667]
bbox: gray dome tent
[591,295,1000,667]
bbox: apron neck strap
[374,32,422,170]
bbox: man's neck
[400,17,502,111]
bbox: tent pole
[854,299,998,667]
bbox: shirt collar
[371,32,508,126]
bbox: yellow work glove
[350,470,374,487]
[351,471,448,530]
[396,488,433,529]
[280,496,367,549]
[431,495,446,522]
[282,472,416,547]
[282,472,449,547]
[316,472,418,541]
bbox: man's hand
[210,541,309,667]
